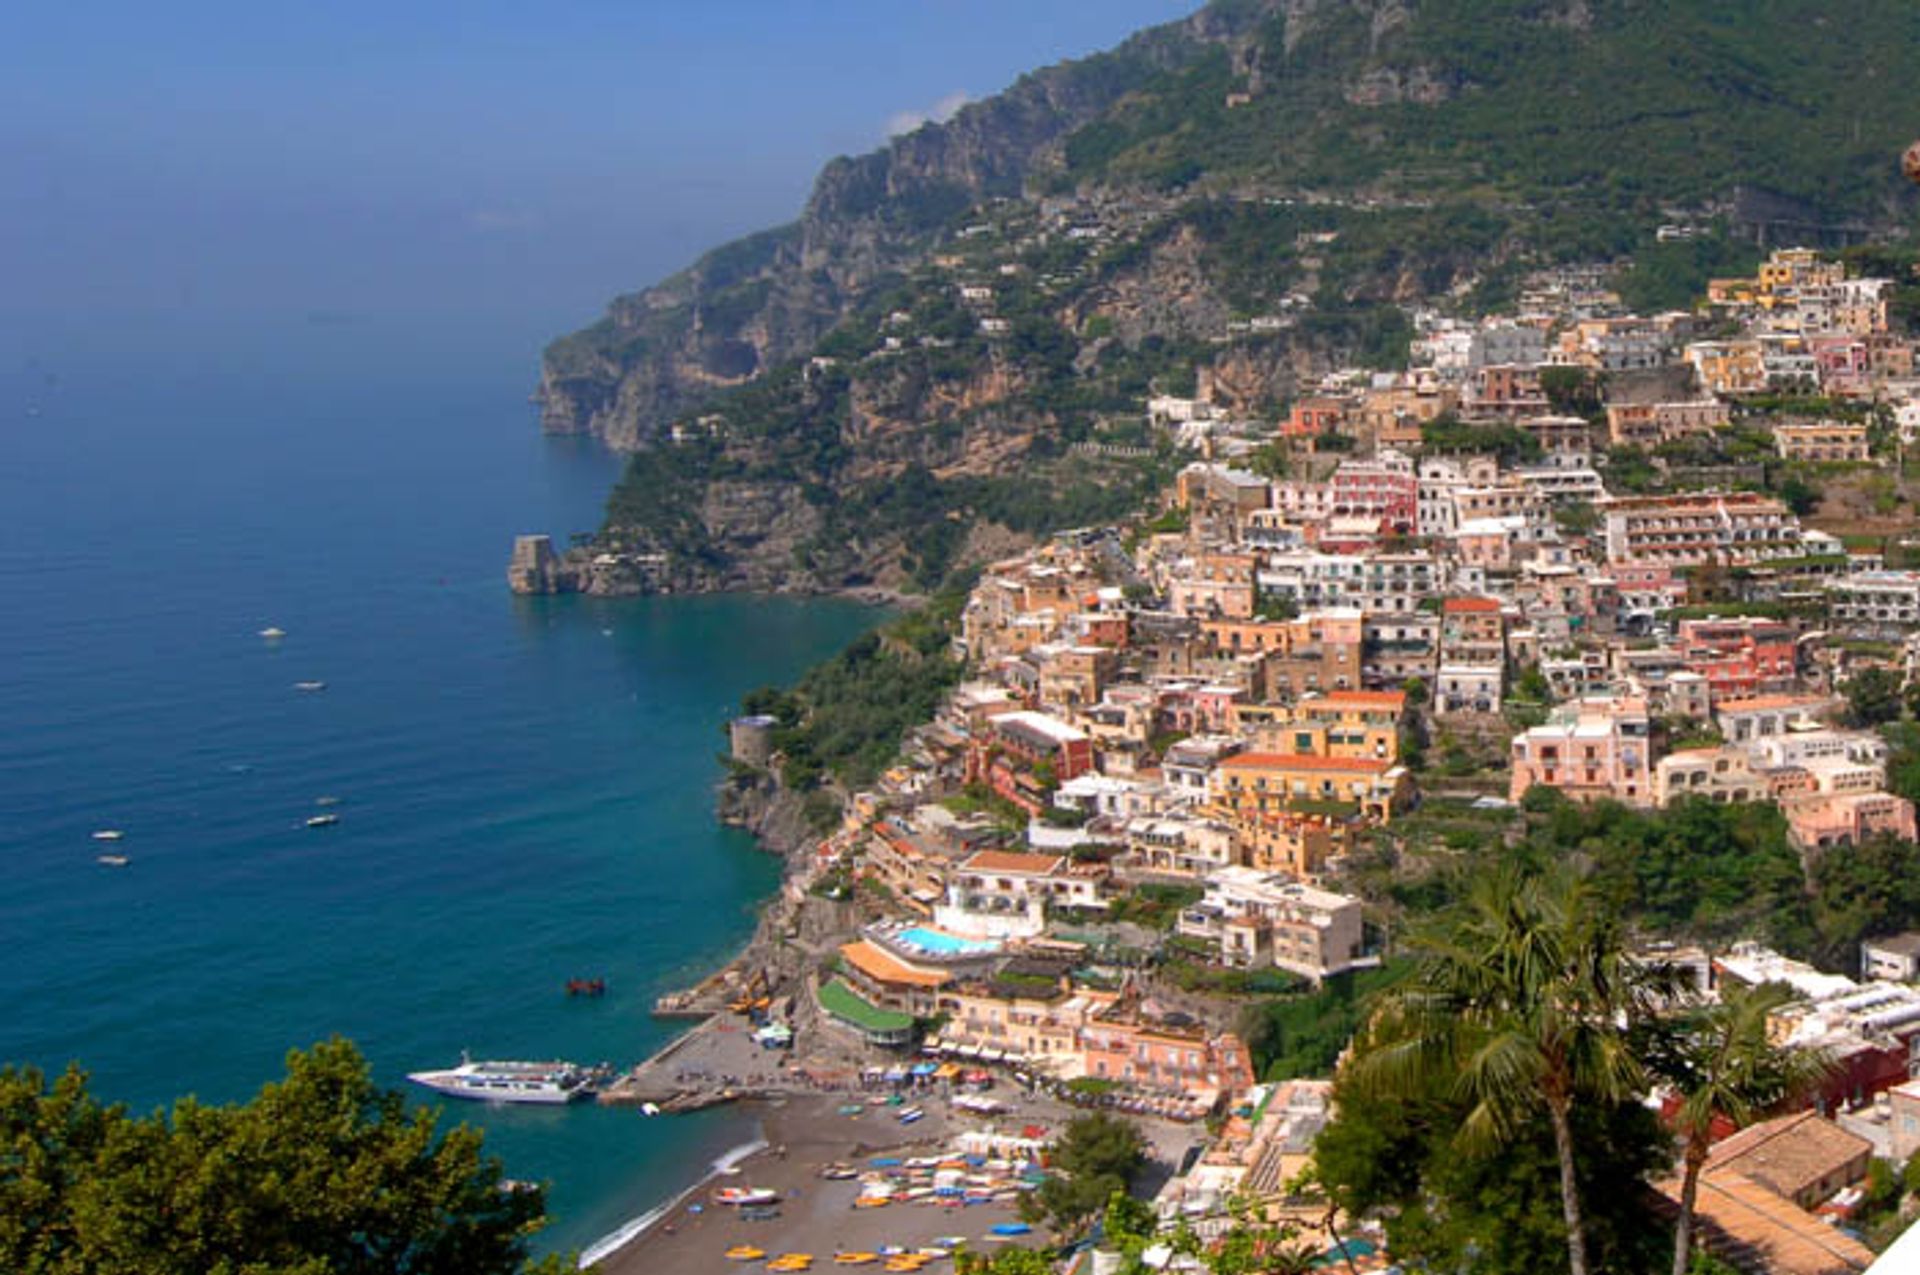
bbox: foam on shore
[577,1136,770,1269]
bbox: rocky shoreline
[507,530,912,608]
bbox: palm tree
[1353,864,1668,1275]
[1638,981,1836,1275]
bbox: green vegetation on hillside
[741,593,966,815]
[1063,0,1919,227]
[0,1039,569,1275]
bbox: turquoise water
[894,927,1001,956]
[0,324,878,1255]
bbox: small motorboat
[565,977,607,997]
[305,814,339,829]
[314,795,341,807]
[293,681,326,692]
[91,829,124,842]
[259,627,286,640]
[713,1187,779,1207]
[96,854,130,868]
[640,1102,661,1117]
[896,1105,924,1124]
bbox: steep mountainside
[537,0,1920,594]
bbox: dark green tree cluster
[1319,866,1829,1275]
[0,1039,569,1275]
[1420,415,1543,464]
[740,595,966,815]
[1022,1111,1147,1237]
[1241,963,1404,1082]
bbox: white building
[1436,662,1504,715]
[1175,867,1370,983]
[1827,571,1920,628]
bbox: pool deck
[869,922,1004,964]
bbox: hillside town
[718,246,1920,1274]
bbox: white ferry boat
[406,1054,596,1105]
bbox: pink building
[1169,553,1257,620]
[1678,617,1798,701]
[1785,793,1918,854]
[1330,457,1417,534]
[1509,694,1654,805]
[1811,334,1871,395]
[1077,1007,1256,1101]
[1609,564,1688,613]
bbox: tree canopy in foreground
[0,1037,572,1275]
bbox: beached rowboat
[712,1186,780,1207]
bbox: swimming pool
[894,926,1001,956]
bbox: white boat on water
[92,829,124,842]
[294,681,326,692]
[259,627,286,640]
[406,1054,596,1105]
[96,854,130,868]
[305,813,339,829]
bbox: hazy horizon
[5,2,1196,373]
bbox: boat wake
[576,1137,768,1270]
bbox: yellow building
[1211,752,1410,823]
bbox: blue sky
[4,2,1196,360]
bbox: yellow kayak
[835,1255,878,1266]
[725,1246,767,1261]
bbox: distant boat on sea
[96,854,129,868]
[258,627,286,640]
[314,795,341,807]
[91,829,124,842]
[305,813,339,829]
[293,680,326,692]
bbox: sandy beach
[589,1092,1068,1274]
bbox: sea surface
[0,319,879,1256]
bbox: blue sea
[0,317,878,1257]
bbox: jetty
[650,963,770,1020]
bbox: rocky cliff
[531,0,1920,592]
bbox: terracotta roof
[1218,753,1392,774]
[1442,596,1502,613]
[1311,690,1407,710]
[1704,1111,1871,1204]
[1653,1171,1873,1275]
[960,849,1066,876]
[1716,695,1831,715]
[838,940,951,989]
